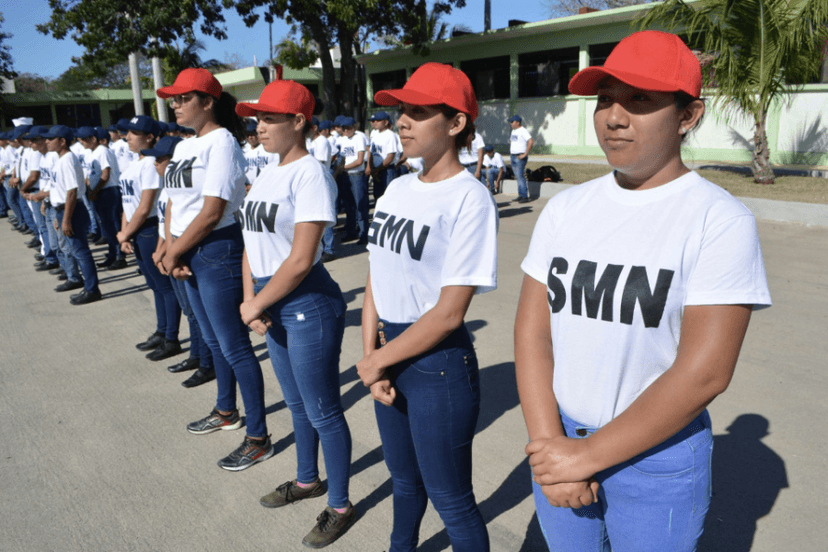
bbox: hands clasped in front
[357,353,396,406]
[527,435,601,509]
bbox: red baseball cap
[374,62,478,122]
[156,68,222,99]
[235,80,315,121]
[569,31,702,98]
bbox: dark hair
[197,91,245,145]
[436,105,475,151]
[284,113,314,140]
[674,92,705,142]
[133,130,159,149]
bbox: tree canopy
[0,12,16,80]
[543,0,653,18]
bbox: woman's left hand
[357,352,385,387]
[370,378,396,406]
[239,298,265,326]
[120,241,133,254]
[526,435,594,486]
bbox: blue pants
[511,154,528,199]
[17,190,36,232]
[41,205,61,265]
[48,205,81,283]
[534,409,712,552]
[0,179,8,215]
[133,220,181,341]
[483,167,500,192]
[340,171,368,240]
[374,321,489,552]
[56,204,99,293]
[5,178,25,225]
[81,191,100,236]
[180,223,267,438]
[373,166,398,201]
[171,276,212,367]
[95,186,123,262]
[255,263,351,508]
[31,200,57,264]
[321,169,339,255]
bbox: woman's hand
[152,247,165,267]
[161,250,180,275]
[357,351,386,387]
[248,313,272,336]
[170,264,192,280]
[116,230,128,245]
[239,298,264,326]
[526,436,594,486]
[538,479,601,509]
[121,241,133,254]
[370,378,396,406]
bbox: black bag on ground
[527,165,563,182]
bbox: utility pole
[129,52,144,116]
[485,0,491,31]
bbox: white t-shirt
[91,145,119,190]
[510,126,532,155]
[368,170,499,323]
[113,139,137,173]
[1,144,16,175]
[337,133,368,173]
[458,132,485,166]
[244,144,279,184]
[311,134,332,167]
[21,148,42,191]
[50,152,85,207]
[79,146,102,188]
[163,128,246,238]
[241,154,337,278]
[520,171,772,428]
[406,157,424,174]
[327,135,339,159]
[13,146,23,178]
[120,156,161,223]
[369,129,401,168]
[38,152,58,193]
[157,188,169,240]
[483,152,505,170]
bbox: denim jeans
[180,223,267,438]
[483,167,500,193]
[171,276,212,367]
[341,171,368,239]
[0,179,8,214]
[95,186,123,262]
[30,200,57,263]
[16,190,36,232]
[373,166,398,201]
[56,204,98,293]
[533,409,713,552]
[511,154,528,199]
[48,205,81,282]
[133,219,180,341]
[80,190,100,236]
[321,170,339,255]
[5,178,25,225]
[254,263,351,508]
[374,321,489,552]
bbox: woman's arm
[239,221,326,326]
[362,270,396,406]
[117,189,157,243]
[161,195,226,274]
[528,303,752,486]
[343,151,365,171]
[356,284,475,387]
[241,249,272,336]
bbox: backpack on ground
[527,165,563,183]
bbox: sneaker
[186,407,243,435]
[217,435,275,471]
[302,504,358,549]
[260,479,326,509]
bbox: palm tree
[163,38,225,84]
[638,0,828,184]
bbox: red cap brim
[374,89,444,108]
[569,66,686,96]
[156,85,190,99]
[235,102,300,118]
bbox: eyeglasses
[168,93,196,108]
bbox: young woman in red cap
[155,68,272,472]
[515,31,772,551]
[357,62,498,552]
[234,80,355,549]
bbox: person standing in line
[155,68,272,472]
[514,31,772,552]
[333,117,369,245]
[149,137,216,387]
[481,145,505,194]
[1,132,26,228]
[115,116,183,362]
[508,114,534,203]
[357,62,498,552]
[44,125,101,305]
[235,79,357,549]
[367,111,401,201]
[71,134,103,243]
[14,131,44,247]
[0,132,10,219]
[309,118,338,263]
[458,130,485,180]
[24,128,61,273]
[9,127,36,235]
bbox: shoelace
[316,509,335,531]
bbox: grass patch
[523,162,828,204]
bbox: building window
[56,103,102,127]
[460,56,510,101]
[518,48,580,97]
[371,70,407,106]
[589,42,618,68]
[4,104,53,127]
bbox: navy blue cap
[157,121,169,134]
[333,115,346,126]
[245,119,258,134]
[340,117,356,127]
[75,126,96,139]
[24,125,52,139]
[12,125,33,140]
[369,111,390,121]
[507,114,522,123]
[125,116,162,137]
[484,145,494,152]
[107,124,119,132]
[318,120,333,130]
[43,125,74,141]
[116,118,131,132]
[140,136,183,158]
[312,116,320,127]
[94,127,109,141]
[0,132,8,140]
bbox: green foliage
[274,35,319,70]
[53,56,153,91]
[0,12,17,80]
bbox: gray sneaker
[260,479,326,508]
[186,408,243,435]
[302,503,357,549]
[217,435,275,471]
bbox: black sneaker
[136,332,164,351]
[321,252,337,263]
[96,257,114,269]
[186,407,243,435]
[260,479,326,509]
[217,435,275,471]
[145,339,182,361]
[181,367,216,388]
[302,504,358,549]
[93,236,108,246]
[168,357,200,373]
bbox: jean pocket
[626,439,695,477]
[197,241,231,264]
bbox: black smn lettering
[620,266,674,328]
[244,201,257,232]
[368,211,387,245]
[255,202,278,233]
[547,257,568,313]
[379,215,405,248]
[395,221,430,261]
[571,261,623,321]
[165,157,195,189]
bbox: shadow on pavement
[101,284,149,300]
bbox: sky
[2,0,552,80]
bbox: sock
[333,506,348,514]
[297,480,315,488]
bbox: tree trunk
[353,39,367,130]
[307,19,338,121]
[337,24,356,119]
[751,110,775,185]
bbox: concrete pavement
[1,196,826,552]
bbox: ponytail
[197,91,246,145]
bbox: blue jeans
[95,186,123,262]
[373,166,398,201]
[133,220,180,341]
[341,171,368,239]
[0,179,8,214]
[16,190,36,232]
[81,191,100,236]
[511,154,528,199]
[534,409,712,552]
[321,169,339,255]
[254,263,351,508]
[180,223,267,438]
[374,321,489,552]
[483,167,499,193]
[48,205,81,282]
[5,178,25,225]
[171,276,212,367]
[30,200,57,263]
[56,204,99,293]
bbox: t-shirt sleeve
[441,190,498,293]
[142,160,161,191]
[58,157,81,192]
[97,148,111,171]
[29,151,42,171]
[202,141,245,201]
[521,201,557,284]
[292,163,337,226]
[356,134,368,153]
[472,133,485,152]
[685,213,772,308]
